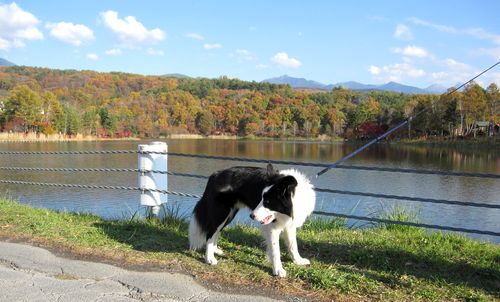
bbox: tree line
[0,66,499,139]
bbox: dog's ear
[266,163,274,175]
[279,176,296,219]
[279,175,297,195]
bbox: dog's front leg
[284,225,310,265]
[264,228,286,277]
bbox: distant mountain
[331,81,426,94]
[425,84,448,94]
[378,81,426,94]
[262,75,327,89]
[262,75,445,94]
[329,81,378,91]
[0,58,15,67]
[161,73,191,78]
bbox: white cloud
[203,43,222,49]
[408,17,457,33]
[384,63,425,79]
[430,71,448,81]
[86,53,98,60]
[394,24,412,40]
[0,2,43,50]
[100,10,165,45]
[393,45,429,58]
[368,65,381,75]
[464,28,500,45]
[248,26,257,32]
[271,52,302,68]
[185,33,204,40]
[0,38,10,50]
[105,48,122,56]
[367,15,387,22]
[431,58,475,85]
[256,63,268,70]
[146,48,164,56]
[431,58,500,88]
[230,49,256,61]
[409,17,500,45]
[443,58,471,71]
[46,22,94,46]
[370,62,425,82]
[485,72,500,86]
[476,47,500,60]
[431,71,468,86]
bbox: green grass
[0,198,498,301]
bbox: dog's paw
[205,256,218,265]
[293,257,310,265]
[273,267,287,278]
[214,246,224,255]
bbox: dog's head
[250,174,298,225]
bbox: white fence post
[138,142,168,217]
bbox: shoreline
[1,132,498,146]
[165,133,344,142]
[0,132,139,143]
[150,134,500,147]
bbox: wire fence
[0,149,499,237]
[1,150,499,179]
[1,165,498,209]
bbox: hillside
[161,73,191,79]
[0,66,497,140]
[0,58,15,67]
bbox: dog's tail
[188,212,206,250]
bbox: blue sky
[1,1,499,88]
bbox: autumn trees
[3,85,44,132]
[486,83,500,124]
[0,66,499,140]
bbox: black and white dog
[189,164,315,277]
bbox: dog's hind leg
[206,235,219,265]
[213,232,223,255]
[205,219,227,265]
[205,205,237,265]
[206,221,227,265]
[214,207,240,255]
[284,225,310,265]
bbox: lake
[0,139,499,243]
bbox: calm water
[0,139,499,243]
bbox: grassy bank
[395,136,500,147]
[157,135,500,147]
[0,199,498,301]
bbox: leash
[315,60,500,178]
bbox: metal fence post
[138,141,168,217]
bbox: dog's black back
[192,165,279,240]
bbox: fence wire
[1,166,497,209]
[0,179,201,199]
[312,211,500,237]
[1,150,499,179]
[0,149,499,237]
[1,178,498,237]
[0,166,208,179]
[0,150,136,155]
